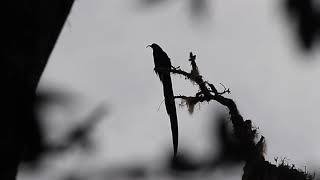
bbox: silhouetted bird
[147,43,178,156]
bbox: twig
[157,99,165,112]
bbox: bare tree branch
[154,50,314,180]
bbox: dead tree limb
[154,49,314,180]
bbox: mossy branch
[155,51,314,180]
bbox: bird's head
[146,43,161,50]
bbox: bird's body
[148,43,178,156]
[151,44,172,79]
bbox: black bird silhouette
[147,43,178,156]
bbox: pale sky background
[19,0,320,179]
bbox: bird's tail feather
[162,73,178,156]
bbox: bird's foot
[171,65,181,71]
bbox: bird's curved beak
[146,45,151,48]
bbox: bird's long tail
[160,72,178,156]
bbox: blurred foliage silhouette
[21,89,107,171]
[55,110,313,180]
[138,0,169,7]
[284,0,320,51]
[189,0,209,19]
[207,113,247,168]
[56,113,241,180]
[138,0,209,20]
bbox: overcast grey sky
[20,0,320,179]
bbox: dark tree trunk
[0,1,74,179]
